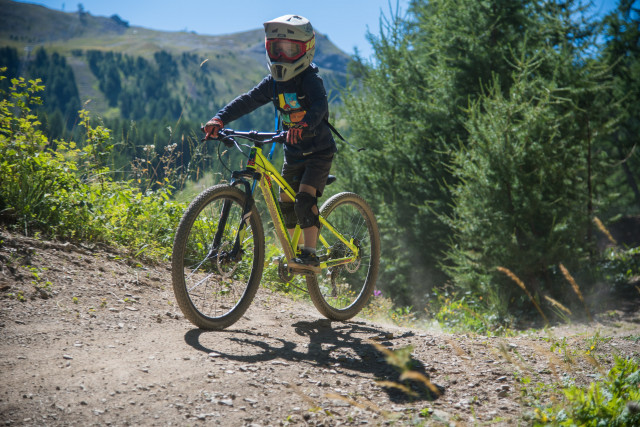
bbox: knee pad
[279,201,297,229]
[295,192,320,229]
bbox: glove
[286,121,308,144]
[203,117,223,139]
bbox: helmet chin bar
[273,64,287,81]
[267,58,308,82]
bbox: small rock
[370,332,394,341]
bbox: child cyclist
[203,14,337,273]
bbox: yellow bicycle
[172,129,380,330]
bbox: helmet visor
[266,38,313,62]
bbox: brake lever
[272,131,287,144]
[200,128,234,147]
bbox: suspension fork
[231,178,256,256]
[205,179,255,263]
[215,173,258,258]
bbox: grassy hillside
[0,0,351,120]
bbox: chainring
[277,256,295,283]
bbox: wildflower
[374,289,382,297]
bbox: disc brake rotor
[345,239,362,273]
[216,242,240,279]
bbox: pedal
[287,263,321,275]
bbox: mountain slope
[0,0,351,120]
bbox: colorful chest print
[278,92,306,126]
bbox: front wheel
[306,192,381,320]
[172,185,265,330]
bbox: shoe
[288,249,321,273]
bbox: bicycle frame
[227,141,360,272]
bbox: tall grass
[559,263,592,322]
[497,266,549,325]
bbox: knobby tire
[171,185,265,330]
[306,192,381,320]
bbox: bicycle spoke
[306,193,380,320]
[186,272,215,293]
[172,185,264,330]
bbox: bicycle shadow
[184,319,444,403]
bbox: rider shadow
[184,319,444,403]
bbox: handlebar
[201,128,287,146]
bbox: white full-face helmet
[263,14,315,82]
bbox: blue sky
[15,0,621,59]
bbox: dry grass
[544,295,572,316]
[372,380,418,397]
[497,266,549,324]
[583,353,607,376]
[593,217,617,245]
[531,342,567,380]
[324,393,391,417]
[399,371,442,397]
[495,342,530,373]
[368,341,442,400]
[445,338,469,358]
[559,264,592,322]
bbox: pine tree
[341,0,608,312]
[600,0,640,211]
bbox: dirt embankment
[1,230,639,426]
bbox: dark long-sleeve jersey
[214,64,336,159]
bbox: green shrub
[599,246,640,288]
[0,74,95,239]
[0,70,184,259]
[533,356,640,426]
[432,290,514,335]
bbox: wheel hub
[215,242,241,278]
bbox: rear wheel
[306,192,380,320]
[172,185,264,330]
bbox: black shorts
[280,151,334,197]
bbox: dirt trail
[1,229,639,426]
